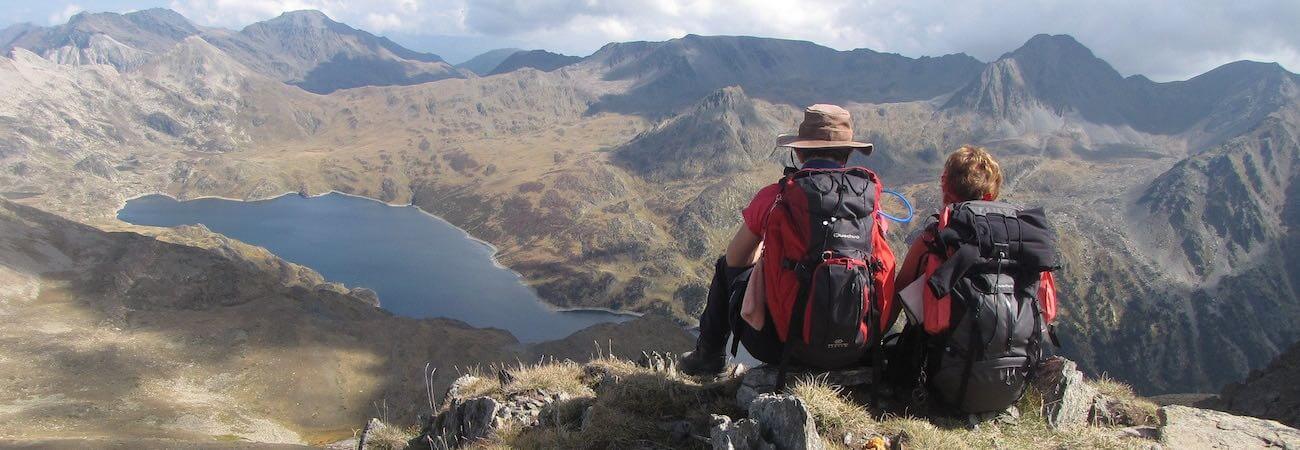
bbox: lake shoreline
[116,191,644,328]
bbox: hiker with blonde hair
[887,145,1061,416]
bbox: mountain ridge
[487,49,581,75]
[1,7,466,93]
[455,47,523,74]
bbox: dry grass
[448,359,594,402]
[1093,374,1160,426]
[790,375,1153,450]
[790,377,878,446]
[491,356,737,449]
[363,422,417,450]
[448,357,1160,450]
[502,359,594,398]
[455,371,504,399]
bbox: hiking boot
[679,346,727,377]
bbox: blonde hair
[943,145,1003,201]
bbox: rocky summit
[0,5,1298,448]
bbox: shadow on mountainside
[0,200,690,444]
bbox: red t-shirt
[741,183,782,236]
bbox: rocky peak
[455,47,524,75]
[587,34,982,114]
[945,34,1133,124]
[486,49,580,75]
[613,86,791,180]
[263,9,333,28]
[3,8,200,61]
[1006,34,1108,66]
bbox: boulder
[1159,405,1300,449]
[737,364,872,409]
[749,394,824,450]
[710,414,773,450]
[414,396,500,448]
[450,397,500,442]
[1035,356,1099,429]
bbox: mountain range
[0,8,468,93]
[0,7,1297,444]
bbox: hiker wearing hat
[681,105,898,378]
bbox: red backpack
[759,167,897,371]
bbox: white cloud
[163,0,1300,81]
[48,4,84,25]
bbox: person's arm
[725,225,763,268]
[894,238,929,289]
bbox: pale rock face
[43,34,151,71]
[748,394,824,450]
[1159,405,1300,449]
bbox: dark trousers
[697,256,784,364]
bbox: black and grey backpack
[888,200,1059,414]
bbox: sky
[1,0,1297,81]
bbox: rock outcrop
[1036,357,1101,428]
[1035,356,1156,429]
[748,394,824,450]
[414,374,579,449]
[710,414,772,450]
[1160,405,1300,449]
[709,394,823,450]
[1206,341,1300,428]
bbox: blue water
[117,193,633,342]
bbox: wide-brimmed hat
[776,104,873,154]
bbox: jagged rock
[638,350,678,373]
[657,419,692,443]
[1035,356,1098,429]
[1159,405,1300,449]
[357,418,386,450]
[748,394,824,450]
[417,396,500,448]
[710,414,773,450]
[497,368,516,387]
[737,364,872,409]
[73,155,115,179]
[349,287,380,306]
[1118,425,1158,440]
[453,397,500,442]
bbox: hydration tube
[879,189,915,223]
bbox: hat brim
[776,134,873,153]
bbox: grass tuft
[503,359,594,398]
[790,376,878,445]
[363,421,416,450]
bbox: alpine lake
[118,192,635,342]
